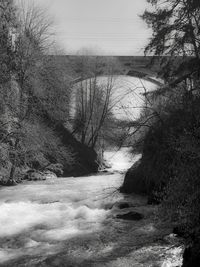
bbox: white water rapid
[0,149,183,267]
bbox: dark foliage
[121,92,200,266]
[142,0,200,82]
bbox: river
[0,149,183,267]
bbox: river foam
[0,149,183,266]
[0,173,124,264]
[0,201,108,239]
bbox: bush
[122,88,200,237]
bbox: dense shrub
[121,90,200,237]
[161,99,200,234]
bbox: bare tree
[72,56,122,149]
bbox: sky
[27,0,152,55]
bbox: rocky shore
[0,163,64,186]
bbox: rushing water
[0,149,183,267]
[0,77,182,266]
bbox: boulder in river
[0,176,8,186]
[116,211,144,221]
[43,170,57,179]
[120,159,145,194]
[45,163,64,177]
[25,170,46,181]
[0,177,18,186]
[118,202,131,209]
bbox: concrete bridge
[70,55,162,86]
[71,71,163,87]
[49,55,163,86]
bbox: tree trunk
[9,159,17,183]
[8,138,19,185]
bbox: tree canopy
[142,0,200,82]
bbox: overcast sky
[28,0,152,55]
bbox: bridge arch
[71,69,163,87]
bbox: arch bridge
[70,56,163,87]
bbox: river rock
[0,176,7,186]
[25,170,46,181]
[43,170,57,179]
[0,177,18,186]
[119,159,145,194]
[45,163,64,177]
[116,211,144,221]
[118,202,131,209]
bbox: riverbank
[120,94,200,266]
